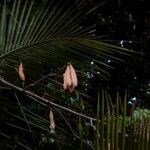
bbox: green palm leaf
[0,0,131,82]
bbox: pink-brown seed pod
[63,74,67,90]
[69,64,78,87]
[18,62,25,81]
[65,65,72,87]
[63,63,78,93]
[68,86,74,93]
[49,110,55,130]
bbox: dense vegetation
[0,0,150,149]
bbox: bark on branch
[0,77,97,122]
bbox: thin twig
[15,139,32,150]
[54,108,95,150]
[14,92,36,146]
[6,122,32,133]
[23,65,65,90]
[24,73,57,90]
[0,131,11,139]
[26,95,47,106]
[0,77,98,122]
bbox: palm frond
[0,0,132,81]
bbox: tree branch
[24,73,57,90]
[0,77,97,122]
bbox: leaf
[0,0,131,81]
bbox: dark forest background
[0,0,150,149]
[84,0,150,108]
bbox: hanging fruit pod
[18,61,25,81]
[63,63,78,93]
[49,110,55,133]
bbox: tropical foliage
[1,0,148,150]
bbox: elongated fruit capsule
[49,110,55,130]
[69,64,78,87]
[63,63,78,93]
[18,62,25,81]
[63,73,67,90]
[65,65,72,87]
